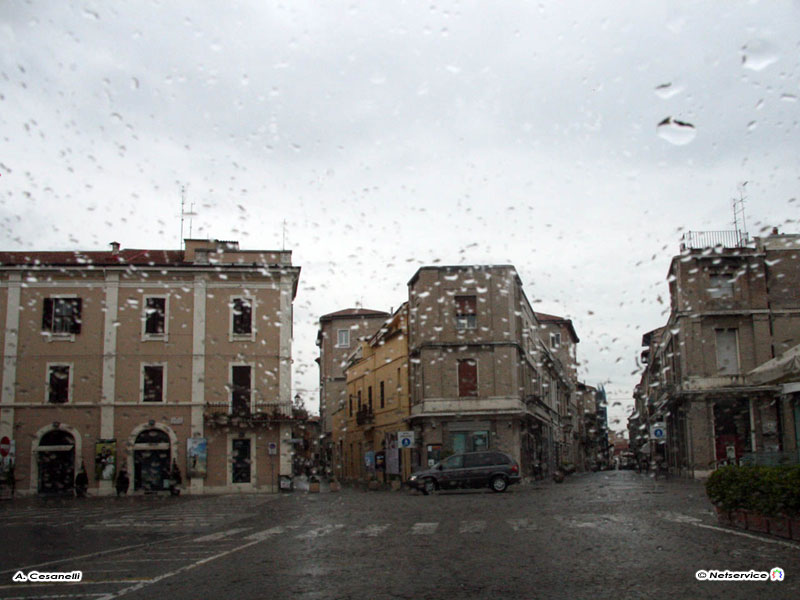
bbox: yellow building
[338,304,411,483]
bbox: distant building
[406,265,577,478]
[338,304,411,483]
[633,230,800,478]
[0,239,300,495]
[316,307,389,477]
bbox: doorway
[133,429,171,491]
[37,429,75,495]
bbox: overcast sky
[2,1,799,431]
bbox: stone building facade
[316,308,389,476]
[631,230,800,478]
[0,239,300,495]
[406,265,577,478]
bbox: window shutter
[70,298,82,334]
[42,298,53,330]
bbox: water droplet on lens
[654,82,684,100]
[741,40,779,71]
[657,117,696,146]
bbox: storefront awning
[638,442,650,455]
[749,344,800,385]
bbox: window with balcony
[47,364,71,403]
[455,296,477,330]
[42,297,82,336]
[231,365,252,416]
[458,359,478,397]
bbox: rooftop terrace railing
[680,230,749,250]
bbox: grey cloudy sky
[2,1,799,430]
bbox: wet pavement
[0,470,797,599]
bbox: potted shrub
[308,475,320,493]
[328,478,341,492]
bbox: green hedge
[706,465,800,516]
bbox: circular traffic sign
[0,436,10,457]
[653,428,665,439]
[400,438,411,448]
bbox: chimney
[110,241,120,255]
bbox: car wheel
[423,478,436,495]
[490,475,507,493]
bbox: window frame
[708,273,734,299]
[141,294,169,341]
[715,328,740,375]
[229,363,254,415]
[42,295,81,340]
[229,295,256,341]
[457,358,479,398]
[550,332,561,350]
[140,362,167,403]
[336,328,350,348]
[45,362,72,404]
[455,295,477,330]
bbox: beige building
[316,308,389,477]
[0,239,300,495]
[407,265,577,478]
[338,304,411,483]
[633,229,800,478]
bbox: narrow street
[1,471,797,599]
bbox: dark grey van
[408,451,521,494]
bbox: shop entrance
[713,400,750,466]
[133,429,171,491]
[37,430,75,495]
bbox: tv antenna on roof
[179,184,197,249]
[732,182,749,245]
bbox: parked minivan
[408,451,521,494]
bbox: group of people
[74,459,182,497]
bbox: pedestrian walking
[75,463,89,497]
[116,466,129,496]
[169,459,182,496]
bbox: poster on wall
[95,440,116,480]
[0,437,15,473]
[187,437,208,479]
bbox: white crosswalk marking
[194,527,252,542]
[506,518,538,531]
[410,522,439,535]
[353,524,390,537]
[246,526,286,541]
[459,520,486,534]
[296,524,344,539]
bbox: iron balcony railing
[356,407,374,426]
[680,230,749,250]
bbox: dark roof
[319,308,389,321]
[535,312,580,343]
[0,249,186,267]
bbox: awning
[638,442,650,455]
[748,344,800,385]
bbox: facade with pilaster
[0,239,299,495]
